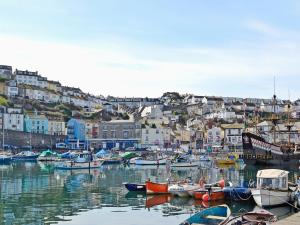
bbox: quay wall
[0,130,65,149]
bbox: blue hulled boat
[12,151,39,161]
[223,186,252,201]
[0,154,12,164]
[123,182,146,192]
[180,205,231,225]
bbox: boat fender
[202,193,209,202]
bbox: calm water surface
[0,162,298,225]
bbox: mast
[271,76,279,144]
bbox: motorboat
[135,157,167,165]
[251,169,297,207]
[37,150,58,161]
[123,182,146,192]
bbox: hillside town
[0,64,300,152]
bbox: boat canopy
[257,169,289,179]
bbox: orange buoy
[202,193,210,202]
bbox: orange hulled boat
[146,181,169,194]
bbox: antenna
[273,76,276,99]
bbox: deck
[275,212,300,225]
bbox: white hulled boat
[251,169,297,207]
[171,154,200,167]
[56,151,103,170]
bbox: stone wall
[0,130,65,149]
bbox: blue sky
[0,0,300,99]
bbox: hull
[169,184,200,197]
[12,155,39,161]
[37,156,58,162]
[56,160,103,170]
[251,189,292,207]
[193,189,225,201]
[0,156,12,164]
[180,204,231,225]
[124,183,146,192]
[217,159,235,165]
[170,161,199,167]
[146,181,169,194]
[242,132,300,166]
[135,158,167,165]
[193,190,206,199]
[223,187,252,200]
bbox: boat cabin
[75,151,93,163]
[256,169,289,190]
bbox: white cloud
[0,32,300,99]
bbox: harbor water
[0,162,298,225]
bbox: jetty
[275,212,300,225]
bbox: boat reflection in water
[0,162,298,225]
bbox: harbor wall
[0,130,65,149]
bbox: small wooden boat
[146,180,169,194]
[251,169,297,207]
[202,190,225,201]
[228,209,277,225]
[123,182,146,192]
[179,204,231,225]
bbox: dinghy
[123,182,146,192]
[179,204,231,225]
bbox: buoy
[218,179,225,188]
[202,193,210,202]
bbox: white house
[141,125,171,147]
[48,120,66,135]
[5,80,18,97]
[15,69,48,88]
[222,123,244,150]
[3,107,24,131]
[205,126,222,147]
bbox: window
[123,131,128,139]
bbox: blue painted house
[66,118,86,149]
[24,114,48,134]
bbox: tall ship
[241,88,300,166]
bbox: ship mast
[285,89,293,151]
[271,76,279,144]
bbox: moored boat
[12,151,39,161]
[179,204,231,225]
[123,182,146,192]
[135,157,167,165]
[146,180,169,194]
[223,183,252,201]
[168,183,201,197]
[37,150,58,161]
[251,169,297,207]
[56,152,103,170]
[227,208,277,225]
[0,154,12,164]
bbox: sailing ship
[242,87,300,166]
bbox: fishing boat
[227,209,277,225]
[171,154,199,168]
[251,169,297,207]
[123,182,146,192]
[179,204,231,225]
[11,151,39,161]
[55,152,103,170]
[135,157,167,165]
[145,180,169,194]
[0,154,12,164]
